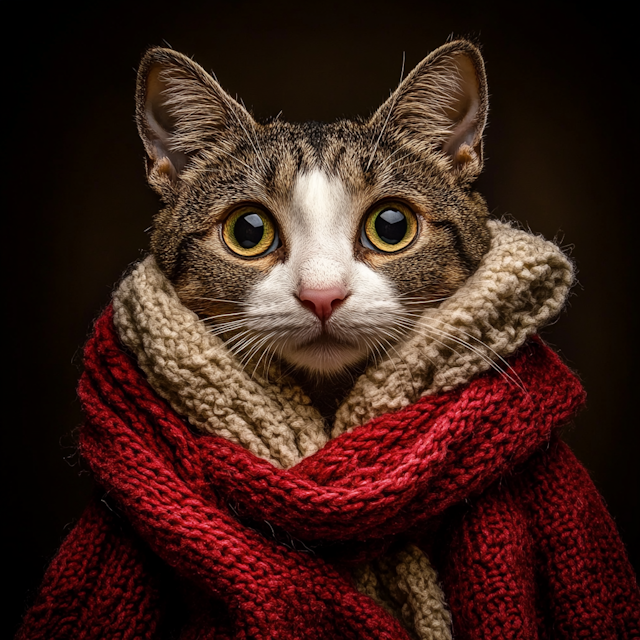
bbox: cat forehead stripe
[287,169,354,291]
[291,170,350,229]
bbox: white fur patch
[243,169,405,374]
[287,170,354,290]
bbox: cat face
[136,41,491,376]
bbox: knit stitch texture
[108,219,574,636]
[17,313,640,639]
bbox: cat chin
[280,339,369,377]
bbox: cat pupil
[236,213,264,248]
[376,208,407,244]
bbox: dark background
[6,1,638,635]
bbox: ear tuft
[156,155,178,182]
[141,60,189,185]
[453,143,479,170]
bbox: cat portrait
[7,3,638,638]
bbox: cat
[17,38,640,640]
[136,39,491,407]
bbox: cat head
[135,40,491,377]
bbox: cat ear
[371,40,488,179]
[136,47,255,193]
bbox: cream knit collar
[112,220,573,470]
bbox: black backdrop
[6,1,639,635]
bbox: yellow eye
[222,206,278,257]
[362,202,417,253]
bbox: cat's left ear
[371,40,488,180]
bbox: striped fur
[136,40,491,377]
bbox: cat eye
[361,202,418,253]
[222,206,279,257]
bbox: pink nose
[298,286,347,322]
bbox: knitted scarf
[18,222,640,639]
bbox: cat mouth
[281,331,370,375]
[305,331,357,346]
[294,325,369,354]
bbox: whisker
[228,337,257,362]
[365,51,406,172]
[264,342,280,382]
[205,320,249,336]
[398,293,451,301]
[393,317,527,395]
[372,333,403,377]
[425,316,527,393]
[362,334,386,369]
[214,84,269,174]
[201,312,246,320]
[178,313,246,333]
[393,308,527,393]
[189,295,248,306]
[251,339,277,380]
[223,329,255,353]
[239,97,269,173]
[398,297,451,306]
[242,332,277,371]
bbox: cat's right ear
[136,47,254,196]
[369,40,488,182]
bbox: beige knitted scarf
[112,219,573,640]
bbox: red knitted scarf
[19,308,640,639]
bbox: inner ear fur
[372,40,488,179]
[135,47,255,192]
